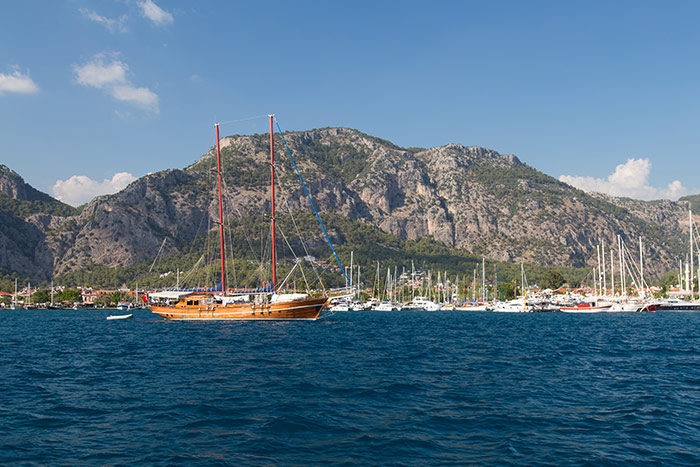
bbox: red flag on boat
[141,294,148,303]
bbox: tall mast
[618,235,624,297]
[215,123,226,293]
[411,260,415,299]
[610,249,615,297]
[602,242,606,296]
[270,115,277,292]
[482,258,486,300]
[690,210,694,295]
[596,244,601,297]
[357,266,361,300]
[639,236,644,296]
[349,251,353,289]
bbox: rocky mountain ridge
[0,128,695,282]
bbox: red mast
[215,123,226,293]
[270,115,277,292]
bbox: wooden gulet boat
[149,116,331,321]
[149,294,327,321]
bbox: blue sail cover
[170,282,275,294]
[229,284,275,294]
[168,282,222,293]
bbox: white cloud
[0,68,39,95]
[52,172,137,206]
[111,84,159,110]
[559,158,688,201]
[138,0,173,25]
[79,8,128,33]
[73,55,159,113]
[73,58,127,89]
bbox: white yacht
[404,296,441,311]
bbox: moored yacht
[403,296,441,311]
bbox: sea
[2,309,700,466]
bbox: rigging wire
[274,118,350,286]
[220,175,240,291]
[277,224,312,292]
[216,115,269,126]
[280,195,325,289]
[148,237,168,273]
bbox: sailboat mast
[610,250,615,296]
[639,236,644,296]
[270,115,277,292]
[215,123,226,293]
[690,210,694,295]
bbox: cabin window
[186,300,193,306]
[193,300,199,306]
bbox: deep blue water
[2,310,700,465]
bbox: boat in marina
[403,296,441,311]
[492,297,532,312]
[653,298,700,311]
[455,301,491,311]
[560,302,612,313]
[607,300,657,312]
[149,116,336,321]
[374,300,400,311]
[328,300,351,312]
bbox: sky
[2,0,700,206]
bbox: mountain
[0,129,694,285]
[0,165,78,281]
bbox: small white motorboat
[106,313,133,320]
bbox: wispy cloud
[72,55,159,113]
[53,172,137,206]
[111,84,158,110]
[138,0,173,26]
[79,8,128,33]
[559,158,688,201]
[0,67,39,95]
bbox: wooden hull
[150,297,328,321]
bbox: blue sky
[1,0,700,205]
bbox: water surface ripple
[2,310,700,465]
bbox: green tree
[541,269,565,290]
[500,282,515,300]
[32,290,50,304]
[658,270,677,294]
[58,288,82,303]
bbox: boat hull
[560,305,611,313]
[150,297,328,321]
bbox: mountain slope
[0,166,79,280]
[0,129,694,283]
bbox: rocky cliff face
[0,166,78,280]
[0,128,694,281]
[0,165,42,200]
